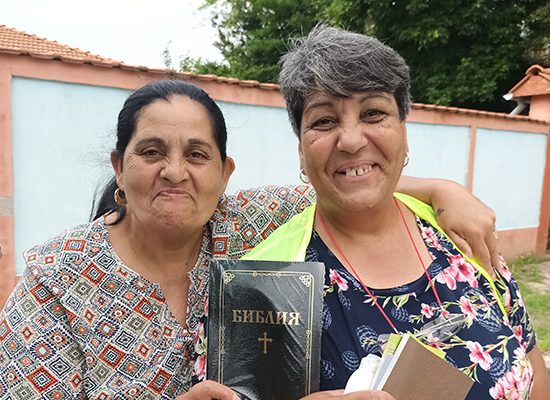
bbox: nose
[160,156,189,183]
[336,120,368,154]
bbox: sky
[0,0,223,68]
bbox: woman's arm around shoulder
[396,176,499,275]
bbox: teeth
[344,165,372,176]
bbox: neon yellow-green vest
[243,192,507,317]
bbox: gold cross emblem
[258,332,273,354]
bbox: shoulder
[211,185,316,257]
[23,219,110,280]
[226,184,316,221]
[228,184,315,207]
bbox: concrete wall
[404,123,470,185]
[473,128,546,231]
[11,78,129,274]
[219,102,300,193]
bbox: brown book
[378,334,473,400]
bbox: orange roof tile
[0,24,114,63]
[508,64,550,98]
[0,24,280,91]
[411,102,547,124]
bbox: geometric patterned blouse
[309,216,535,399]
[0,185,315,399]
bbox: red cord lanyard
[316,198,444,334]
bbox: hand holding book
[175,380,240,400]
[299,389,396,399]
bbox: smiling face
[111,95,234,234]
[299,91,407,216]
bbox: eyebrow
[187,138,213,150]
[134,137,213,149]
[135,137,166,148]
[358,92,393,104]
[303,92,393,115]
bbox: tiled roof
[0,24,113,63]
[0,24,279,91]
[411,102,547,124]
[508,64,550,98]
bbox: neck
[107,214,204,284]
[315,196,435,290]
[315,196,399,241]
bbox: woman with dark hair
[0,78,500,399]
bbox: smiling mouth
[157,189,191,198]
[338,164,374,177]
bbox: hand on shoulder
[428,179,500,277]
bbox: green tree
[524,2,550,66]
[193,0,549,111]
[200,0,324,82]
[323,0,541,110]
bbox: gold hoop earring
[114,188,127,206]
[403,152,410,167]
[299,169,310,184]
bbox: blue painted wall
[218,101,300,193]
[473,128,547,230]
[11,78,130,273]
[404,122,470,185]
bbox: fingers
[446,230,473,259]
[178,380,240,400]
[468,235,492,272]
[300,390,345,399]
[345,390,396,399]
[486,228,502,275]
[447,229,497,280]
[473,240,496,280]
[300,390,395,400]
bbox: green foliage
[351,0,544,110]
[509,255,550,352]
[178,55,233,77]
[185,0,549,111]
[524,2,550,65]
[161,42,173,69]
[509,254,550,278]
[514,281,550,352]
[200,0,325,82]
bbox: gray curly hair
[278,25,412,136]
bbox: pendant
[415,313,468,343]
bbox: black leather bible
[207,259,324,400]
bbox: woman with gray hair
[242,25,550,399]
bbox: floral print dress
[307,216,535,399]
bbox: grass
[509,254,550,352]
